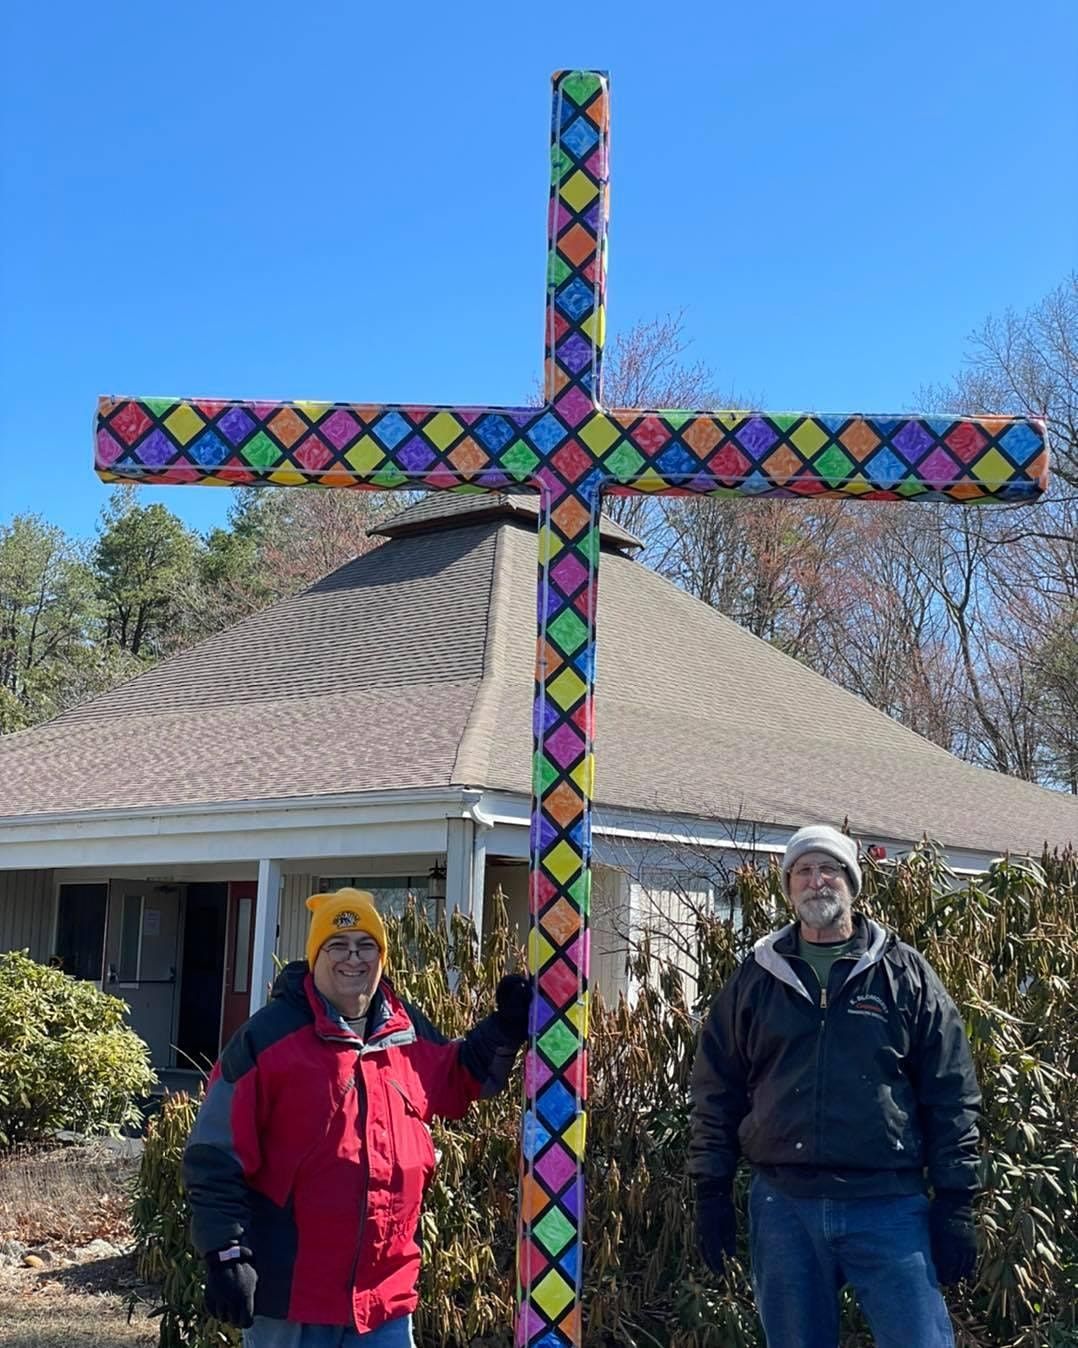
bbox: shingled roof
[0,496,1074,855]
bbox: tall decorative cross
[95,70,1047,1348]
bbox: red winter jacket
[183,962,519,1331]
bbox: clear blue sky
[2,0,1075,540]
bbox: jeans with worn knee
[242,1313,414,1348]
[749,1173,955,1348]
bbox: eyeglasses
[791,863,842,881]
[321,939,381,961]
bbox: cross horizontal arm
[97,396,1048,503]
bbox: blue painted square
[534,1334,569,1348]
[999,422,1041,464]
[372,411,411,449]
[537,1081,576,1131]
[555,277,594,322]
[572,645,595,683]
[739,470,773,495]
[817,414,849,435]
[522,1110,551,1161]
[561,116,599,159]
[556,1240,580,1281]
[864,447,906,489]
[189,430,230,467]
[528,413,569,453]
[656,443,699,479]
[474,414,515,452]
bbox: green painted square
[142,397,176,417]
[551,144,573,183]
[534,751,560,797]
[500,441,540,481]
[896,478,929,498]
[659,409,693,429]
[547,253,572,288]
[450,483,486,495]
[561,71,602,106]
[242,432,283,469]
[533,1206,575,1256]
[539,1019,580,1068]
[771,414,799,433]
[547,608,588,656]
[575,531,600,567]
[811,444,855,488]
[371,465,408,488]
[603,441,645,479]
[568,871,591,914]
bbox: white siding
[0,870,55,961]
[277,873,314,964]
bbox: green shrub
[130,862,1078,1348]
[0,949,156,1147]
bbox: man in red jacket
[183,887,530,1348]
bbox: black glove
[929,1190,978,1286]
[494,974,532,1043]
[203,1244,257,1328]
[696,1180,737,1277]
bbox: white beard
[796,888,849,932]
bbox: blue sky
[1,0,1075,541]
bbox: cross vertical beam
[93,69,1048,1348]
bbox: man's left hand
[495,974,532,1043]
[929,1191,978,1286]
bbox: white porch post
[444,817,474,920]
[250,858,282,1014]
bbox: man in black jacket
[690,824,980,1348]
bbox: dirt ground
[0,1141,160,1348]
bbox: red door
[219,882,258,1049]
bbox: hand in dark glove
[929,1191,978,1286]
[203,1244,257,1328]
[495,974,532,1043]
[696,1180,737,1277]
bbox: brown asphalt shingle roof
[0,500,1074,855]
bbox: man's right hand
[203,1245,257,1328]
[695,1181,737,1276]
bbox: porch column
[445,817,481,930]
[250,858,282,1014]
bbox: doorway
[219,881,258,1047]
[105,880,183,1068]
[176,883,228,1072]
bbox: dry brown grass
[0,1142,157,1347]
[0,1263,157,1347]
[0,1142,136,1248]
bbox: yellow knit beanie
[305,888,387,970]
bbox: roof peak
[370,491,642,551]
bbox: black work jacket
[689,916,981,1198]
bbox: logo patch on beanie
[333,911,359,929]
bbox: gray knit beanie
[782,824,862,898]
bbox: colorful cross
[94,70,1047,1348]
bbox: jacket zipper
[346,1058,370,1295]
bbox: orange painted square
[682,418,724,457]
[448,436,489,474]
[839,420,879,460]
[762,444,803,484]
[521,1174,549,1223]
[558,224,596,267]
[269,408,308,448]
[551,496,591,539]
[537,639,564,681]
[541,898,581,946]
[544,781,584,829]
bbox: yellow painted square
[538,526,563,565]
[528,928,556,973]
[970,448,1013,487]
[562,1111,587,1158]
[424,411,464,450]
[345,436,386,474]
[295,401,331,423]
[547,667,587,710]
[163,403,205,445]
[268,469,309,485]
[789,418,830,456]
[566,992,589,1037]
[532,1270,575,1320]
[544,841,582,885]
[578,414,619,455]
[560,170,599,212]
[570,753,594,797]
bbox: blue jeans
[749,1174,954,1348]
[242,1314,414,1348]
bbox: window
[54,884,108,982]
[318,876,433,920]
[117,892,144,984]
